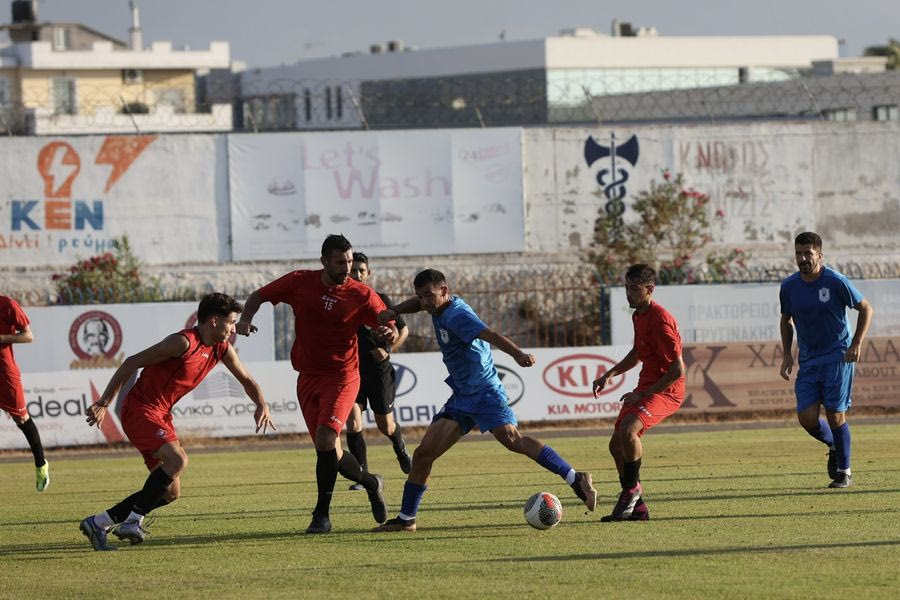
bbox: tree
[864,38,900,70]
[51,236,164,304]
[587,170,747,284]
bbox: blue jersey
[432,297,501,395]
[779,266,864,366]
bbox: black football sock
[346,431,368,471]
[314,449,339,516]
[16,419,45,467]
[132,468,174,515]
[387,426,406,454]
[108,493,172,523]
[623,459,642,490]
[338,452,378,490]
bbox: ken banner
[227,128,525,259]
[0,134,228,267]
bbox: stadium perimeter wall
[3,336,898,449]
[1,121,898,300]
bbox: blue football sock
[399,481,427,519]
[804,418,835,447]
[830,423,851,471]
[536,445,573,480]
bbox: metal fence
[1,71,897,135]
[13,259,900,359]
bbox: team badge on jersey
[156,428,167,438]
[819,288,830,303]
[439,328,449,344]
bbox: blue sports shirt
[432,296,501,394]
[779,266,864,366]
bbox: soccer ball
[524,491,562,530]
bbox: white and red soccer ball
[524,491,562,529]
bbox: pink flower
[662,170,672,181]
[715,209,726,218]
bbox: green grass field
[2,423,900,599]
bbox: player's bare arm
[593,347,640,398]
[378,297,424,326]
[372,323,409,362]
[221,345,275,434]
[478,328,535,368]
[621,355,686,406]
[86,333,191,428]
[373,322,400,346]
[845,299,874,363]
[236,290,263,335]
[0,324,33,345]
[779,314,795,380]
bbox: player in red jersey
[592,264,686,521]
[0,295,49,492]
[237,234,399,534]
[79,293,274,551]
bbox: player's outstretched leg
[15,417,48,492]
[345,430,368,491]
[372,481,425,532]
[337,452,386,523]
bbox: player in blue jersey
[779,232,874,488]
[371,268,597,532]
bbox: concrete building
[580,59,899,125]
[0,0,234,134]
[238,23,839,130]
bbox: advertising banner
[5,337,897,449]
[0,134,229,267]
[228,128,524,259]
[610,279,900,345]
[13,301,275,373]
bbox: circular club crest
[186,311,237,345]
[496,365,525,406]
[68,310,123,359]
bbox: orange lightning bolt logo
[94,135,158,193]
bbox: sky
[9,0,899,68]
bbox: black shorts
[355,364,396,415]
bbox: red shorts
[297,373,360,443]
[615,390,683,436]
[0,375,26,418]
[121,399,179,470]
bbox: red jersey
[632,301,685,395]
[259,269,387,376]
[126,328,228,413]
[0,295,29,383]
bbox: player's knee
[411,445,435,467]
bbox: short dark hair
[794,231,822,250]
[352,251,369,265]
[197,292,242,324]
[322,234,352,257]
[625,264,656,285]
[413,268,447,288]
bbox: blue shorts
[433,383,517,435]
[795,361,854,413]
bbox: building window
[122,69,143,84]
[156,88,187,113]
[823,108,857,122]
[336,86,343,119]
[304,89,311,122]
[325,87,333,120]
[873,105,898,122]
[51,77,76,115]
[51,27,70,50]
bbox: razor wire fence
[1,71,897,136]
